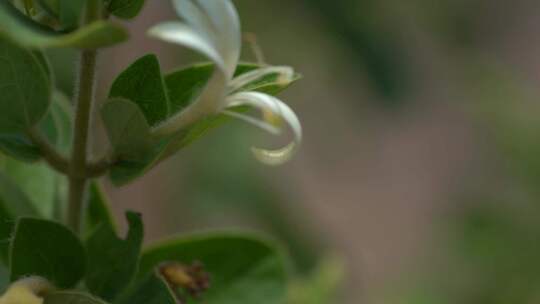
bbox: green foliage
[10,218,86,288]
[0,156,66,219]
[107,0,146,19]
[84,182,116,236]
[101,98,153,161]
[0,1,308,303]
[0,35,51,133]
[109,55,169,126]
[0,172,39,263]
[104,60,300,185]
[0,91,73,162]
[44,291,108,304]
[0,2,128,49]
[37,0,86,30]
[140,233,289,304]
[114,274,176,304]
[85,212,143,301]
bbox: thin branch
[26,128,70,174]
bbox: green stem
[27,127,70,174]
[66,0,103,233]
[67,48,98,233]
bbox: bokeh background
[46,0,540,303]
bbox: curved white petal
[229,66,295,93]
[225,92,302,165]
[222,110,281,135]
[173,0,241,79]
[148,22,226,72]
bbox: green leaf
[109,54,169,126]
[0,159,61,218]
[0,90,73,162]
[10,218,85,288]
[84,182,117,237]
[115,273,176,304]
[56,0,85,30]
[0,2,128,49]
[0,172,39,264]
[86,212,143,301]
[0,35,51,133]
[44,291,108,304]
[37,0,85,30]
[139,232,289,304]
[107,62,299,185]
[107,0,146,19]
[101,98,154,161]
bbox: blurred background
[45,0,540,303]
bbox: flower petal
[173,0,241,78]
[148,21,226,71]
[225,92,302,165]
[229,66,296,93]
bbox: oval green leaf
[0,90,73,162]
[109,54,169,126]
[10,218,85,288]
[0,35,51,133]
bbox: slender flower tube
[149,0,302,165]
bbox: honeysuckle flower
[148,0,302,165]
[0,277,52,304]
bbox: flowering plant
[0,0,303,303]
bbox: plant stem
[66,0,103,233]
[67,48,98,233]
[27,128,70,174]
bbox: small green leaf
[108,0,146,19]
[84,182,117,237]
[86,212,143,301]
[0,2,128,49]
[56,0,85,30]
[37,0,85,30]
[44,291,108,304]
[109,54,169,126]
[0,35,51,133]
[0,159,61,218]
[101,98,154,161]
[0,90,73,162]
[10,218,85,288]
[115,273,176,304]
[139,232,289,304]
[0,172,39,264]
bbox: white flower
[148,0,302,165]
